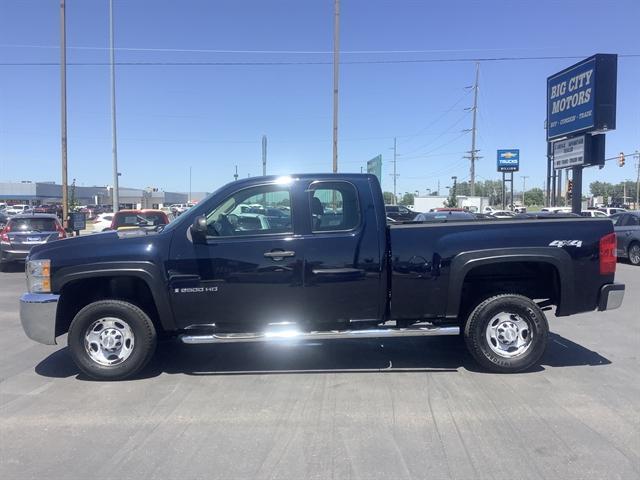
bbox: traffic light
[619,152,625,167]
[567,180,573,200]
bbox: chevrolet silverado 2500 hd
[19,174,624,380]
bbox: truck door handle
[264,250,295,260]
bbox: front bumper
[19,293,59,345]
[598,283,625,311]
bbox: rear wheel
[68,300,157,380]
[628,242,640,266]
[464,294,548,373]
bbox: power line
[0,44,617,55]
[403,112,469,155]
[2,54,639,67]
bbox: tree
[589,181,614,198]
[400,193,415,206]
[444,187,458,207]
[525,187,544,206]
[382,191,395,205]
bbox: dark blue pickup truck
[20,174,625,380]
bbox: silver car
[613,211,640,266]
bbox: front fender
[53,261,176,331]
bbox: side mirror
[190,215,207,243]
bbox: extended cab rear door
[298,178,386,326]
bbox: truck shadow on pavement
[35,332,611,381]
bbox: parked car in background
[490,210,517,218]
[169,203,195,215]
[581,210,609,218]
[32,204,57,214]
[414,211,476,222]
[0,202,8,211]
[473,212,498,220]
[613,211,640,266]
[598,207,627,216]
[0,214,66,270]
[110,209,170,231]
[385,204,417,221]
[93,213,115,232]
[0,212,8,230]
[5,204,31,215]
[517,212,580,219]
[540,207,572,214]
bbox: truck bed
[388,217,615,321]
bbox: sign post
[366,155,382,184]
[497,149,519,210]
[547,54,617,213]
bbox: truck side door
[300,179,385,327]
[167,181,306,331]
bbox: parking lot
[0,264,638,479]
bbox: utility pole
[437,180,440,196]
[188,166,192,202]
[635,150,640,209]
[109,0,120,213]
[465,62,480,196]
[521,175,529,205]
[60,0,69,226]
[234,165,238,181]
[262,135,267,176]
[332,0,340,173]
[390,137,399,204]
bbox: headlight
[26,259,51,293]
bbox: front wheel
[464,294,548,373]
[68,300,157,380]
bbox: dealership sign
[547,54,617,140]
[552,134,606,170]
[367,154,382,183]
[553,136,585,169]
[497,149,520,172]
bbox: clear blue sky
[1,0,639,196]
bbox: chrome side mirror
[190,215,207,243]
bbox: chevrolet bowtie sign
[497,149,520,172]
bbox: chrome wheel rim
[629,245,640,265]
[485,312,533,358]
[84,317,135,366]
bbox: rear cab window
[308,181,360,232]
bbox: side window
[399,206,409,215]
[615,214,629,226]
[629,215,640,226]
[309,182,360,232]
[205,184,292,237]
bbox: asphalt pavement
[1,262,638,480]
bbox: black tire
[464,294,548,373]
[68,300,157,380]
[627,242,640,266]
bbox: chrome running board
[180,324,459,344]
